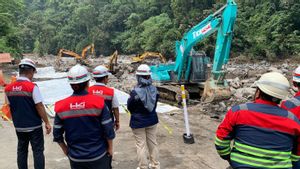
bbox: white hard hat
[136,64,151,76]
[92,65,112,78]
[293,66,300,83]
[67,64,91,84]
[19,58,36,70]
[255,72,290,100]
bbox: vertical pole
[181,85,190,136]
[181,85,195,144]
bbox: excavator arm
[150,0,237,103]
[56,44,94,68]
[107,50,118,73]
[175,0,237,82]
[81,43,95,59]
[58,49,81,59]
[132,52,167,63]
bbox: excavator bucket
[201,79,232,103]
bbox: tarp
[35,78,179,117]
[35,67,67,79]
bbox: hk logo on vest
[70,102,86,110]
[93,90,103,95]
[13,86,22,91]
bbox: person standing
[281,66,300,119]
[215,72,300,169]
[88,65,120,130]
[53,64,115,169]
[127,64,160,169]
[4,58,51,169]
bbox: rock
[230,77,241,89]
[126,65,135,73]
[281,68,289,74]
[268,67,282,73]
[227,68,237,72]
[260,60,267,64]
[219,102,226,108]
[234,87,256,99]
[282,63,288,69]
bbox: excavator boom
[150,0,237,103]
[81,43,95,59]
[55,43,94,70]
[107,50,118,73]
[58,49,81,59]
[132,52,167,64]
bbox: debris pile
[199,60,298,118]
[25,54,299,119]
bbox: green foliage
[0,0,23,57]
[235,0,300,59]
[1,0,299,60]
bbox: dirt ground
[0,63,228,169]
[0,99,228,169]
[2,55,295,169]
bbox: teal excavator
[150,0,237,103]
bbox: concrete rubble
[4,55,299,118]
[199,60,298,118]
[26,55,299,117]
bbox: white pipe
[181,85,191,136]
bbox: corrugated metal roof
[0,53,12,63]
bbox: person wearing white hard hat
[215,72,300,169]
[53,64,115,169]
[127,64,160,169]
[281,66,300,120]
[88,65,120,131]
[4,58,51,169]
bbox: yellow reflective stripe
[215,136,231,147]
[217,147,231,156]
[291,154,300,161]
[234,142,291,160]
[180,85,186,99]
[231,153,292,168]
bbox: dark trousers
[16,127,45,169]
[70,153,112,169]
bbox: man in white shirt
[4,58,51,169]
[88,65,120,130]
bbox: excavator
[56,43,95,67]
[132,52,167,64]
[81,43,95,60]
[107,50,118,74]
[150,0,237,103]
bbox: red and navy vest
[215,99,300,168]
[281,92,300,120]
[54,93,113,161]
[88,85,114,118]
[5,80,42,131]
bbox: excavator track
[154,83,204,105]
[156,84,184,105]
